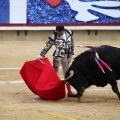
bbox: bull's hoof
[67,93,79,98]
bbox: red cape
[20,58,66,100]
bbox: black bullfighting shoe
[67,93,79,98]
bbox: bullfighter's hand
[37,55,43,60]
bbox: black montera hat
[56,24,64,31]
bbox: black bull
[65,45,120,100]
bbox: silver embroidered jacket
[40,29,74,58]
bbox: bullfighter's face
[56,30,64,37]
[65,70,86,97]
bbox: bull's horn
[65,70,74,81]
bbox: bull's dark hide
[65,45,120,100]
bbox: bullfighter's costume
[38,25,77,97]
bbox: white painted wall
[0,30,119,41]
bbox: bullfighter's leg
[110,81,120,99]
[61,55,75,96]
[53,57,61,73]
[53,56,75,96]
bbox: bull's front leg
[110,81,120,99]
[68,81,84,100]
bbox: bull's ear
[65,70,74,81]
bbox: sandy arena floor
[0,40,120,120]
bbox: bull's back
[71,45,120,79]
[98,45,120,79]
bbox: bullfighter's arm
[40,36,54,57]
[70,31,74,55]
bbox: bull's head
[65,70,87,100]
